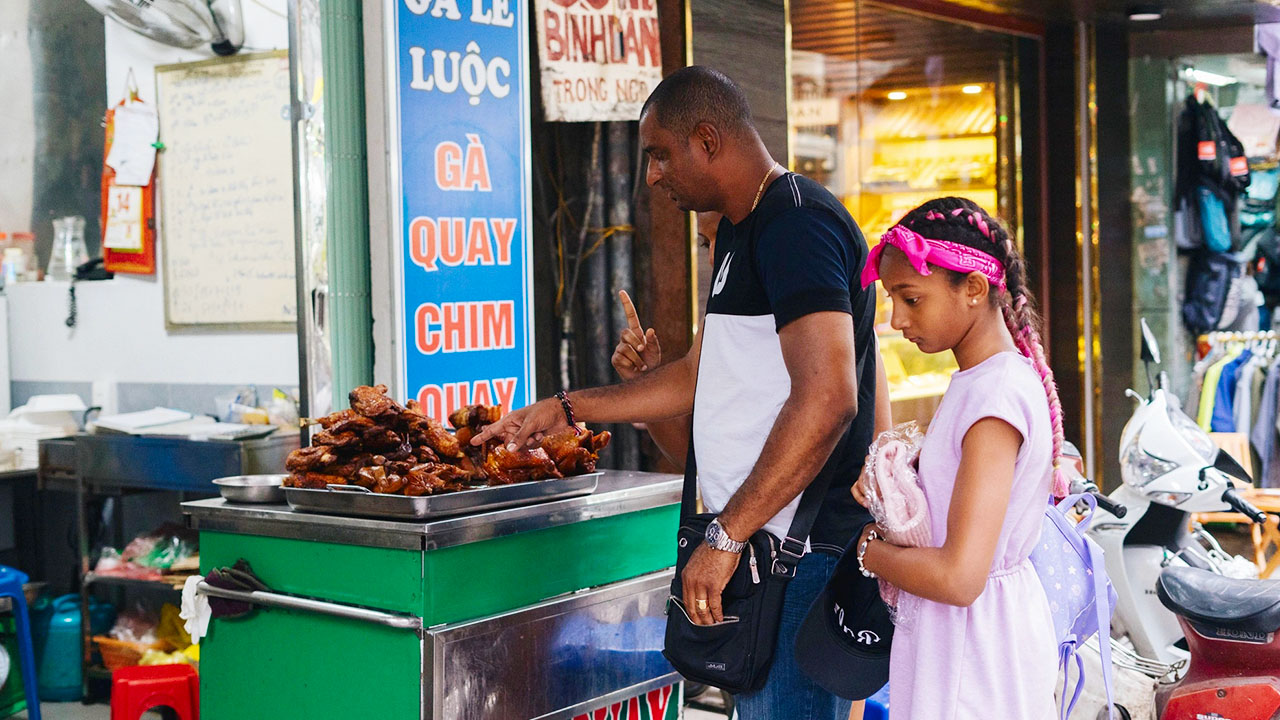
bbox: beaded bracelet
[555,390,575,427]
[857,528,879,578]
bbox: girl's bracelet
[857,528,879,578]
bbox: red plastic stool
[110,664,199,720]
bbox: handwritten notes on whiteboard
[156,51,296,328]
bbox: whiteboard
[156,51,296,329]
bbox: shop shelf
[84,572,192,592]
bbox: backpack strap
[1052,493,1116,720]
[1059,642,1087,720]
[1086,532,1116,716]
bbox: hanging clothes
[1212,349,1253,432]
[1250,353,1280,486]
[1199,347,1243,430]
[1187,344,1227,419]
[1235,351,1267,432]
[1257,24,1280,111]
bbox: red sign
[1198,140,1217,161]
[534,0,663,122]
[1230,156,1249,177]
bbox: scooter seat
[1157,566,1280,634]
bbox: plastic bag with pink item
[862,422,932,624]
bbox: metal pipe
[1077,21,1097,479]
[321,0,374,409]
[583,124,610,390]
[607,122,640,470]
[197,581,422,632]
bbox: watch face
[706,522,723,545]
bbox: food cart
[182,469,682,719]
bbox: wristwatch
[705,517,747,553]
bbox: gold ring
[695,598,708,611]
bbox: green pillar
[321,0,374,408]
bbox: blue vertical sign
[393,0,535,422]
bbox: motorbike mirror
[1212,449,1252,485]
[1140,318,1161,366]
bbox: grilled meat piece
[539,428,611,476]
[285,445,338,473]
[373,473,407,494]
[483,446,560,485]
[315,409,359,428]
[285,472,348,489]
[360,426,405,451]
[403,463,473,496]
[402,400,463,458]
[349,384,403,419]
[354,465,385,489]
[320,412,376,436]
[312,428,362,448]
[448,404,503,431]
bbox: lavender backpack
[1030,493,1117,720]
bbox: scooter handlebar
[1222,487,1268,524]
[1090,492,1128,519]
[1068,477,1128,518]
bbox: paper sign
[104,185,144,251]
[534,0,663,122]
[105,102,159,186]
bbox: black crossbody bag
[662,355,863,694]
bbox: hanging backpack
[1031,493,1117,720]
[1183,248,1243,335]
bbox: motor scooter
[1154,565,1280,719]
[1089,319,1268,665]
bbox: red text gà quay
[408,216,516,272]
[436,134,492,191]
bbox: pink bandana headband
[860,224,1007,292]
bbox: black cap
[794,523,895,701]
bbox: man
[473,66,877,719]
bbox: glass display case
[790,0,1022,427]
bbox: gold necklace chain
[750,163,780,214]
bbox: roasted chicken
[540,428,612,476]
[283,387,610,495]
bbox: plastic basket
[92,636,171,671]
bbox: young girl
[853,197,1061,720]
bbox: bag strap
[1086,534,1116,715]
[1051,493,1117,719]
[1059,640,1086,720]
[680,343,869,578]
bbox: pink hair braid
[1002,295,1068,497]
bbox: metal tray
[213,474,288,504]
[283,472,601,521]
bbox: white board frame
[156,50,297,332]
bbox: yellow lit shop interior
[789,0,1022,427]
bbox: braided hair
[896,196,1068,497]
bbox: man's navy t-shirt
[691,172,876,552]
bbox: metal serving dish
[213,474,288,504]
[283,472,601,521]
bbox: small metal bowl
[212,474,288,504]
